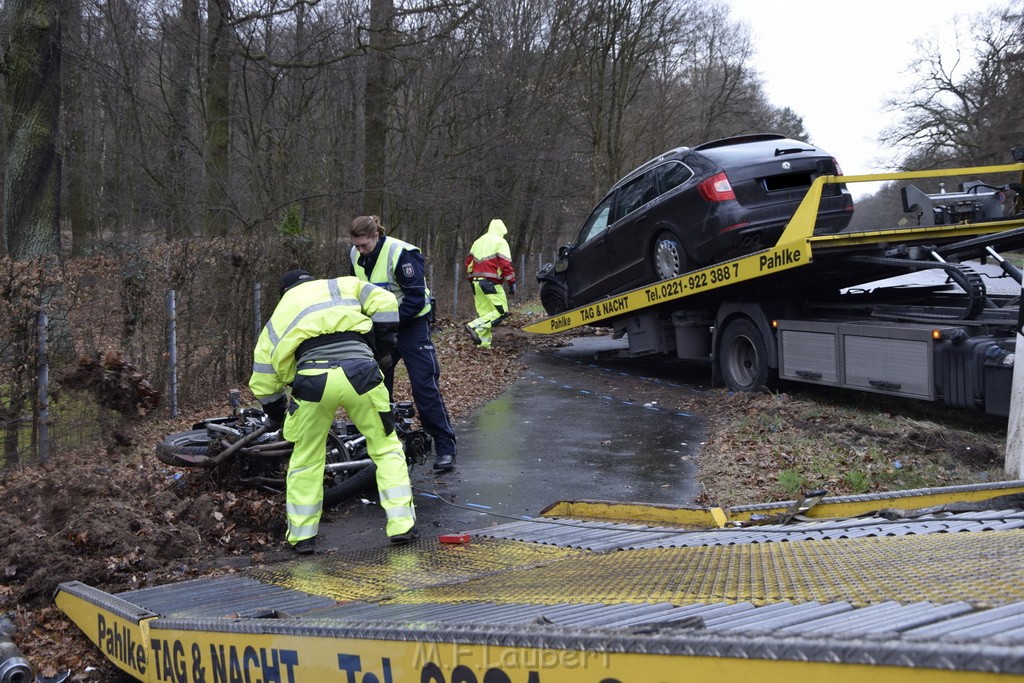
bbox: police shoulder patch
[402,263,415,278]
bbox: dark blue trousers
[383,316,457,457]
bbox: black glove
[377,354,394,372]
[263,395,287,431]
[508,282,518,296]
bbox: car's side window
[615,172,657,219]
[577,196,614,245]
[655,161,694,193]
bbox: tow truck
[527,158,1024,416]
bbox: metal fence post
[253,282,262,339]
[168,290,178,418]
[37,307,49,463]
[452,256,460,319]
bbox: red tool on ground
[439,533,471,544]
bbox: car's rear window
[656,161,693,192]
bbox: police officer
[465,218,517,349]
[349,216,458,472]
[249,269,418,554]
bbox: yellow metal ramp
[57,481,1024,681]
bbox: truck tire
[719,317,772,392]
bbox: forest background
[0,0,1020,464]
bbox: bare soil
[0,312,1009,680]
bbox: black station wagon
[538,134,854,315]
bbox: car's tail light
[698,173,736,201]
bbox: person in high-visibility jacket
[249,269,417,555]
[464,218,517,350]
[349,215,459,472]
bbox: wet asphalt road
[315,338,707,552]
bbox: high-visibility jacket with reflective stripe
[350,236,431,319]
[249,277,399,401]
[466,218,516,284]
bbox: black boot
[292,537,316,555]
[433,452,456,471]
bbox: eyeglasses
[352,236,377,254]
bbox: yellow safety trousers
[283,366,415,543]
[467,281,509,349]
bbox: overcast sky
[725,0,984,197]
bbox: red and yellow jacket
[465,218,517,284]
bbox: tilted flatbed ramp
[58,481,1024,681]
[525,163,1024,335]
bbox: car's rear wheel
[651,232,687,280]
[719,317,773,392]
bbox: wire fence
[0,236,552,467]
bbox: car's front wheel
[540,282,569,315]
[651,232,687,280]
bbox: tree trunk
[362,0,394,217]
[2,0,62,258]
[203,0,232,236]
[167,0,201,239]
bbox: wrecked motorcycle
[155,389,432,508]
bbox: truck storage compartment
[621,311,674,356]
[778,320,937,400]
[671,311,712,360]
[777,320,839,385]
[840,324,935,400]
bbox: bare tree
[882,5,1023,169]
[2,0,61,257]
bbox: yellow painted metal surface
[539,486,1024,526]
[54,482,1024,681]
[246,537,587,603]
[728,484,1024,522]
[45,591,1021,683]
[392,531,1024,609]
[55,589,154,681]
[540,500,724,527]
[523,239,810,334]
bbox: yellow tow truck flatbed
[525,163,1024,335]
[57,480,1024,681]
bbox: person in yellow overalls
[464,218,517,349]
[249,269,417,555]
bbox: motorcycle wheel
[155,429,211,467]
[322,431,378,509]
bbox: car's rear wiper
[775,147,815,156]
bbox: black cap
[280,269,314,295]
